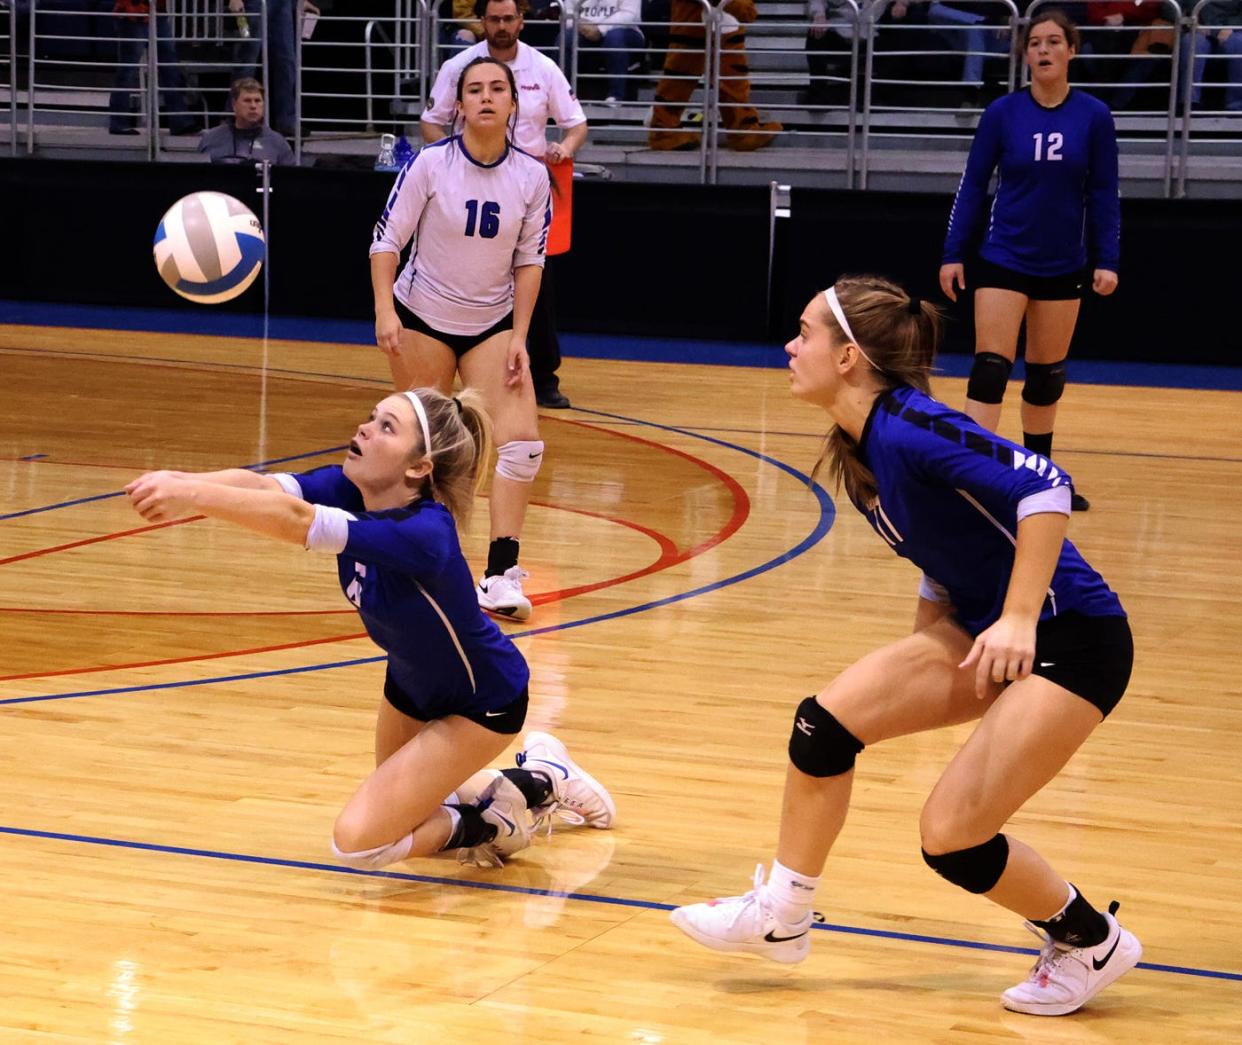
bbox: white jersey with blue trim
[274,465,530,715]
[855,385,1124,635]
[370,136,552,335]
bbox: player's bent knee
[921,833,1010,894]
[788,696,865,777]
[966,352,1014,405]
[331,831,415,871]
[1022,360,1067,406]
[495,439,544,482]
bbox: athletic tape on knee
[331,832,414,871]
[788,696,865,777]
[1022,360,1067,406]
[921,833,1010,894]
[496,440,544,483]
[966,352,1014,405]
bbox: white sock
[764,859,820,924]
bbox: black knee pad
[1022,360,1068,406]
[788,697,864,777]
[966,352,1014,405]
[922,834,1010,894]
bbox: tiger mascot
[648,0,782,151]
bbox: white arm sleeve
[547,67,587,129]
[1016,486,1072,520]
[369,153,431,258]
[271,473,304,498]
[514,170,552,269]
[421,57,462,129]
[305,505,355,554]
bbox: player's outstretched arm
[126,471,315,546]
[161,468,284,491]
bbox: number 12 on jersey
[464,199,500,238]
[1032,132,1063,161]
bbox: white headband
[823,287,880,371]
[401,391,433,458]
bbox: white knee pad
[495,439,544,483]
[331,831,414,871]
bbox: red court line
[0,516,205,567]
[0,631,370,683]
[1,415,751,680]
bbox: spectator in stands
[1086,0,1175,109]
[648,0,782,150]
[805,0,857,106]
[871,1,959,106]
[199,77,295,164]
[442,0,485,49]
[421,0,588,409]
[108,0,198,135]
[230,0,320,138]
[925,2,1012,99]
[576,0,645,104]
[1186,0,1242,111]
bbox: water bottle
[236,15,251,38]
[392,134,415,168]
[375,133,397,172]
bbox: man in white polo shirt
[422,0,588,408]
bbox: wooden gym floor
[1,324,1239,1042]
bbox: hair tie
[906,296,922,316]
[452,396,464,415]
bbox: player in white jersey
[422,0,589,409]
[125,387,614,873]
[371,57,552,622]
[671,276,1141,1017]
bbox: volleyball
[152,191,265,304]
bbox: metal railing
[7,0,1242,196]
[3,0,15,156]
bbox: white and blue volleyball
[153,191,265,304]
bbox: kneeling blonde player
[371,55,551,623]
[126,388,613,872]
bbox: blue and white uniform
[273,465,530,718]
[855,385,1124,636]
[943,88,1120,277]
[370,135,552,336]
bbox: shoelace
[531,802,587,836]
[711,865,767,931]
[1020,921,1073,980]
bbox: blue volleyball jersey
[854,386,1124,635]
[943,88,1120,277]
[281,465,530,716]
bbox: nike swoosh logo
[1038,661,1056,668]
[484,711,505,717]
[1092,934,1121,971]
[494,812,516,834]
[763,929,808,943]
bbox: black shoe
[1071,492,1090,512]
[536,386,572,409]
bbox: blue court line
[1,825,1236,983]
[6,299,1242,390]
[0,411,834,705]
[0,445,348,522]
